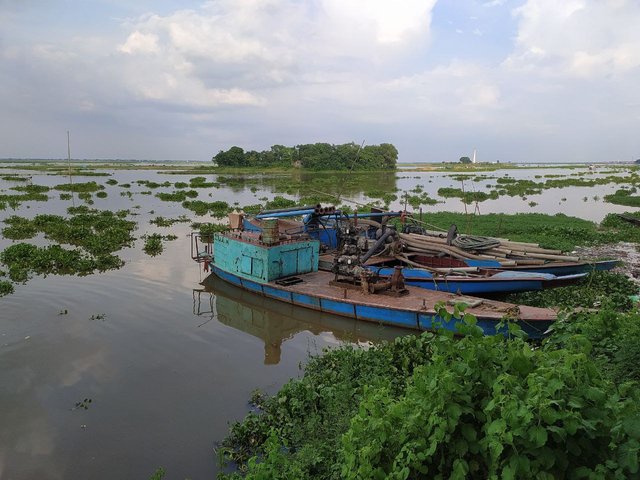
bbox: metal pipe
[361,228,396,263]
[255,209,317,219]
[260,204,319,215]
[344,212,403,219]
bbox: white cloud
[119,31,160,54]
[506,0,640,77]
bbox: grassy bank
[218,307,640,479]
[403,211,640,251]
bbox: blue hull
[212,266,555,339]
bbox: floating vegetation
[89,313,106,321]
[437,187,499,203]
[2,216,38,240]
[142,233,177,256]
[10,184,50,193]
[59,193,72,200]
[0,243,123,283]
[182,200,230,217]
[96,191,107,198]
[0,207,136,282]
[191,222,229,237]
[604,188,640,207]
[54,181,105,193]
[78,192,94,204]
[0,191,49,205]
[136,180,171,189]
[72,398,93,410]
[106,179,118,185]
[189,176,217,188]
[150,215,190,227]
[119,183,131,188]
[403,192,439,208]
[264,196,297,210]
[174,182,188,189]
[156,190,198,202]
[507,271,637,311]
[0,279,14,296]
[1,175,30,182]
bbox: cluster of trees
[212,143,398,170]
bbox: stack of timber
[399,232,580,267]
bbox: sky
[0,0,639,163]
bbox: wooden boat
[208,231,557,339]
[403,254,619,277]
[616,213,640,227]
[358,256,587,295]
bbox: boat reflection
[194,274,412,365]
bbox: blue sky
[1,0,639,163]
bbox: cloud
[0,0,638,162]
[505,0,640,77]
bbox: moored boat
[207,229,557,339]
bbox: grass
[403,211,640,251]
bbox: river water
[0,164,637,479]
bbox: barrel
[261,218,280,245]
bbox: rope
[452,235,501,251]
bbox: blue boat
[246,211,618,278]
[361,263,587,295]
[406,254,619,276]
[208,231,558,339]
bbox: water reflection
[196,274,410,365]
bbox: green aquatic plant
[189,176,216,188]
[437,187,499,203]
[156,190,198,202]
[182,200,230,217]
[1,175,30,182]
[96,191,108,198]
[1,243,123,282]
[11,184,50,193]
[135,180,171,189]
[2,215,38,240]
[507,272,637,312]
[142,233,177,256]
[191,222,229,237]
[604,188,640,207]
[150,215,190,227]
[106,179,118,185]
[54,181,104,193]
[0,279,14,296]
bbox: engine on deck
[331,221,408,296]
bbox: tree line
[212,143,398,170]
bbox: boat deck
[265,270,556,322]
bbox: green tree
[459,156,472,164]
[214,146,246,167]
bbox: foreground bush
[219,316,640,479]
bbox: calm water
[0,164,637,479]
